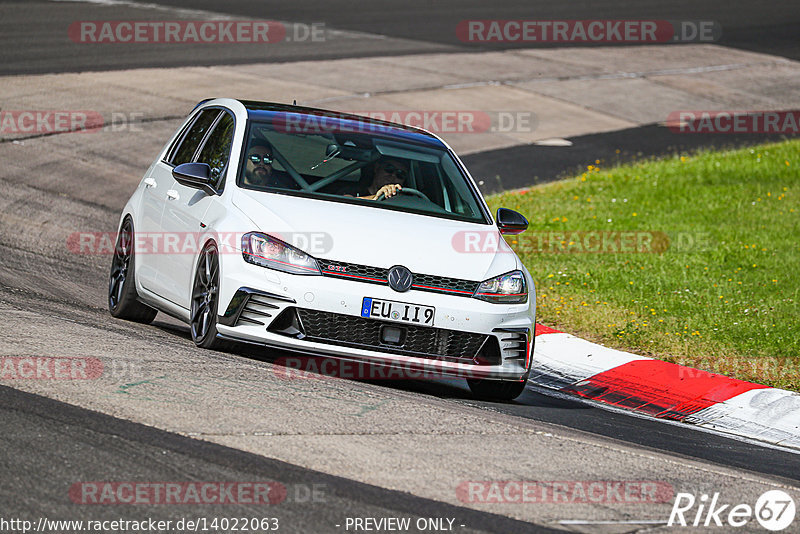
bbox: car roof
[238,100,447,149]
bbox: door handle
[143,177,157,188]
[166,190,179,200]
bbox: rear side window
[170,109,220,165]
[197,112,235,185]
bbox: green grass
[487,139,800,390]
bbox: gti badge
[387,265,413,292]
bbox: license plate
[361,297,435,326]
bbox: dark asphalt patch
[463,124,797,194]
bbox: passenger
[243,142,296,189]
[243,142,275,186]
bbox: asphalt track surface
[2,0,800,532]
[0,385,556,533]
[1,0,799,75]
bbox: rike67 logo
[669,490,796,531]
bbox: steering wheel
[375,187,430,202]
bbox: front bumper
[215,264,535,380]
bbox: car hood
[232,189,519,281]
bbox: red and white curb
[531,324,800,450]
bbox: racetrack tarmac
[2,0,799,75]
[0,385,559,534]
[1,122,799,531]
[2,1,800,532]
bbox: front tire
[190,242,230,350]
[467,378,527,401]
[108,217,157,323]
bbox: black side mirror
[172,163,217,195]
[496,208,528,235]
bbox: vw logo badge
[387,265,413,292]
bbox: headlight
[473,270,527,304]
[241,232,321,275]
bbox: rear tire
[467,378,527,401]
[108,217,157,324]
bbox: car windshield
[237,118,488,224]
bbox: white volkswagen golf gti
[109,98,536,400]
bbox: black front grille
[293,308,489,363]
[319,260,388,284]
[412,273,477,295]
[318,259,480,297]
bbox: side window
[197,112,235,185]
[170,109,220,165]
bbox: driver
[348,157,409,200]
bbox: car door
[143,108,221,299]
[158,109,235,309]
[135,161,167,291]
